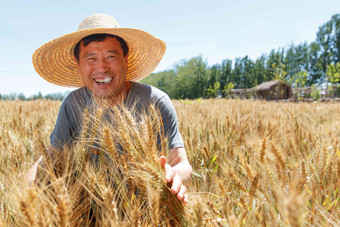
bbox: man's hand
[25,156,43,183]
[159,156,189,204]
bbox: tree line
[0,91,67,101]
[141,13,340,99]
[1,14,339,101]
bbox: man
[27,14,192,204]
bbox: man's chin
[90,86,126,103]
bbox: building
[230,80,292,100]
[251,80,292,100]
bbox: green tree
[208,64,221,89]
[219,59,233,95]
[271,63,287,82]
[239,56,255,88]
[33,92,43,100]
[326,62,340,84]
[308,41,324,84]
[9,93,17,100]
[205,81,220,98]
[174,56,208,99]
[266,48,284,81]
[17,93,26,101]
[292,70,308,88]
[253,55,267,86]
[223,82,234,97]
[312,13,340,84]
[316,20,333,75]
[232,58,242,88]
[141,69,178,98]
[332,14,340,63]
[310,84,320,100]
[284,42,310,84]
[326,62,340,97]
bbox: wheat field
[0,99,339,226]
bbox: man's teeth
[94,78,112,84]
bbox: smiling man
[28,14,192,204]
[74,34,130,103]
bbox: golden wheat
[0,99,340,226]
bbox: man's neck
[93,81,132,108]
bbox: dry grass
[0,98,339,226]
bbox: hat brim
[32,28,166,87]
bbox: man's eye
[107,55,116,59]
[85,57,96,61]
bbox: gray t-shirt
[50,82,184,151]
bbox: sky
[0,0,339,97]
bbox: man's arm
[159,147,192,203]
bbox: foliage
[328,84,340,97]
[310,84,320,100]
[326,62,340,84]
[0,91,68,101]
[222,82,234,97]
[141,13,340,99]
[205,81,220,98]
[292,70,308,88]
[271,62,287,82]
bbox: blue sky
[0,0,339,96]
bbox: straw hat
[32,14,166,87]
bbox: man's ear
[124,55,128,67]
[74,57,81,75]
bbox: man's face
[76,37,128,99]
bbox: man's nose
[95,58,109,73]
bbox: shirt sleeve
[155,95,184,149]
[50,96,77,151]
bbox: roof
[230,80,291,94]
[255,80,281,90]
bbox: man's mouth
[94,77,113,85]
